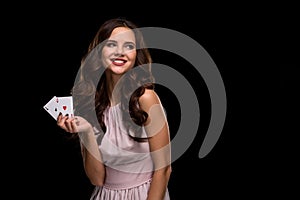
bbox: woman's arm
[79,128,106,186]
[57,115,106,186]
[139,89,172,200]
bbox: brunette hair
[72,18,154,133]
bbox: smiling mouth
[112,58,127,66]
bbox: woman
[57,18,172,200]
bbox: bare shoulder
[139,89,161,108]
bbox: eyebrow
[106,39,136,45]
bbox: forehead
[109,27,136,42]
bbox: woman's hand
[57,113,93,134]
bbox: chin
[111,69,128,75]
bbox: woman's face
[102,27,137,75]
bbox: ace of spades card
[43,96,74,120]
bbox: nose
[114,45,124,56]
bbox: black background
[5,2,298,199]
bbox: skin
[57,27,171,200]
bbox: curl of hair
[72,18,154,134]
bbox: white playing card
[43,96,59,120]
[43,96,74,120]
[56,96,74,117]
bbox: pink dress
[90,104,170,200]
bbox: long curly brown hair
[72,18,154,134]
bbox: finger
[64,116,72,132]
[57,115,71,132]
[56,112,63,123]
[71,120,79,133]
[57,114,67,128]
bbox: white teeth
[114,60,125,63]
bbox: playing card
[43,96,74,120]
[43,96,59,120]
[56,96,74,117]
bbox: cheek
[128,51,137,61]
[101,51,111,65]
[102,48,111,58]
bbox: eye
[124,43,135,50]
[106,42,116,48]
